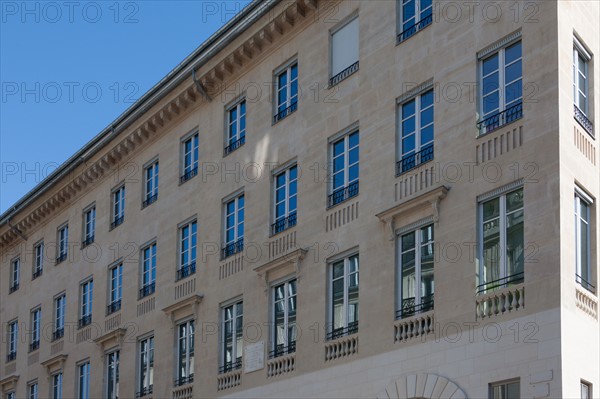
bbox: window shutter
[332,17,359,76]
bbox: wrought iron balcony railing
[176,262,196,281]
[396,295,434,319]
[268,341,296,359]
[219,358,242,374]
[273,101,298,124]
[110,216,124,230]
[6,352,16,362]
[397,143,434,175]
[32,268,43,279]
[142,193,158,208]
[476,272,524,294]
[326,321,358,341]
[56,253,68,264]
[328,181,359,208]
[136,385,153,398]
[9,282,19,294]
[180,167,198,184]
[106,300,122,315]
[576,273,596,295]
[477,102,523,136]
[222,238,244,259]
[329,61,359,87]
[574,105,594,138]
[78,315,92,328]
[139,282,156,299]
[81,235,95,248]
[52,327,64,341]
[271,213,297,235]
[397,13,433,43]
[29,340,40,352]
[224,136,246,156]
[174,375,193,387]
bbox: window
[78,362,90,399]
[106,351,119,399]
[143,161,159,208]
[397,224,434,319]
[225,100,246,155]
[478,40,523,135]
[180,133,199,183]
[83,206,95,247]
[53,294,66,341]
[107,263,123,314]
[52,373,62,399]
[478,188,524,293]
[57,225,68,263]
[79,279,93,328]
[178,221,197,281]
[9,258,19,293]
[176,321,194,386]
[138,336,154,396]
[398,0,433,42]
[574,39,593,136]
[330,16,359,86]
[29,308,41,352]
[581,381,592,399]
[221,301,243,373]
[274,62,298,123]
[398,89,434,175]
[328,254,359,340]
[6,392,14,399]
[329,130,359,207]
[490,379,520,399]
[272,165,298,235]
[140,243,157,298]
[111,186,125,229]
[271,279,297,358]
[33,241,43,279]
[28,382,38,399]
[575,189,595,293]
[223,194,244,258]
[7,320,18,362]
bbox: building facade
[1,1,598,398]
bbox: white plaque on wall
[244,341,265,373]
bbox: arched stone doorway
[377,373,467,399]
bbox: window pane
[482,54,499,76]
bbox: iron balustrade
[576,273,596,295]
[397,143,434,175]
[328,181,359,208]
[271,213,297,235]
[273,102,298,124]
[29,340,40,352]
[222,238,244,259]
[142,193,158,208]
[52,328,64,341]
[397,14,433,43]
[9,283,19,294]
[329,61,359,87]
[136,386,153,398]
[139,282,156,299]
[476,272,524,294]
[180,167,198,184]
[174,375,194,387]
[176,262,196,281]
[111,216,124,230]
[268,342,296,359]
[219,358,242,374]
[78,315,92,328]
[326,321,358,341]
[574,105,594,138]
[56,253,67,264]
[477,102,523,136]
[6,352,16,362]
[396,295,434,319]
[81,235,95,248]
[224,136,246,156]
[106,300,122,315]
[32,269,43,279]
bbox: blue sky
[0,0,252,213]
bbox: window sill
[329,61,359,88]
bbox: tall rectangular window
[83,206,95,247]
[397,224,434,319]
[398,89,434,175]
[274,62,298,123]
[111,186,125,229]
[490,379,520,399]
[329,130,359,207]
[138,336,154,396]
[575,190,594,293]
[479,40,522,134]
[329,254,359,340]
[79,279,93,328]
[53,294,66,341]
[9,257,19,293]
[181,133,199,183]
[272,165,298,235]
[478,188,524,293]
[330,16,359,86]
[581,381,592,399]
[178,221,197,280]
[140,243,157,298]
[6,392,14,399]
[271,279,297,358]
[56,224,68,264]
[223,194,244,258]
[176,321,194,386]
[7,320,18,361]
[52,373,62,399]
[143,161,159,207]
[106,351,119,399]
[29,308,41,352]
[33,241,44,279]
[574,39,593,136]
[107,263,123,314]
[78,362,90,399]
[221,301,243,373]
[28,382,38,399]
[225,100,246,155]
[398,0,433,42]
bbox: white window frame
[490,379,520,399]
[141,242,157,293]
[221,300,243,372]
[106,350,119,399]
[108,263,123,309]
[398,88,434,173]
[178,220,197,275]
[30,307,41,349]
[328,252,359,339]
[52,372,63,399]
[329,129,359,205]
[176,320,194,384]
[223,194,244,255]
[80,279,93,320]
[271,278,297,357]
[28,382,38,399]
[272,164,298,234]
[581,380,592,399]
[57,224,69,261]
[574,38,592,116]
[33,241,44,276]
[144,160,159,205]
[330,14,359,83]
[78,361,90,399]
[575,188,594,291]
[398,0,433,36]
[138,336,154,394]
[7,319,18,357]
[54,294,66,334]
[225,98,246,153]
[181,132,199,180]
[10,257,20,289]
[274,60,299,121]
[112,185,126,226]
[83,205,96,244]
